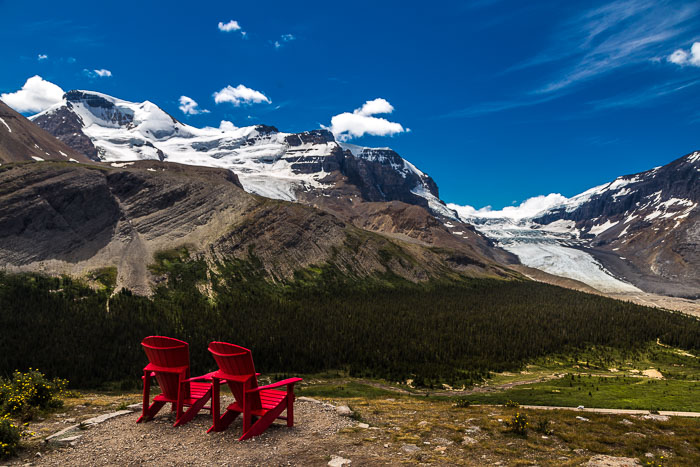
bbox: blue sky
[1,0,698,209]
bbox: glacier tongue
[469,218,641,293]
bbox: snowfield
[31,91,438,208]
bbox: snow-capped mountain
[31,90,451,216]
[451,151,700,298]
[0,99,91,164]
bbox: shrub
[0,369,68,420]
[506,412,528,435]
[504,399,520,408]
[0,415,21,460]
[455,398,471,408]
[535,418,553,435]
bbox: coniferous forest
[0,255,698,388]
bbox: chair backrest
[208,342,260,408]
[142,336,191,399]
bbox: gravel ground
[11,399,356,466]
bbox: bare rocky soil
[5,392,698,466]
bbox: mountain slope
[0,160,514,294]
[0,99,92,164]
[454,151,699,298]
[31,89,516,267]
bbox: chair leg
[239,402,287,441]
[287,392,294,427]
[136,400,166,423]
[174,388,212,427]
[137,372,166,423]
[208,409,240,433]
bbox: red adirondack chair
[207,341,302,440]
[137,336,213,427]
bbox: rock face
[0,99,92,164]
[0,161,513,294]
[533,151,699,298]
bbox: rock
[642,414,669,421]
[357,423,369,429]
[126,403,142,411]
[462,436,477,445]
[464,425,481,433]
[585,454,641,466]
[44,424,80,443]
[336,405,352,417]
[57,435,82,444]
[328,455,351,467]
[417,420,428,426]
[432,437,453,445]
[625,432,646,438]
[297,397,321,403]
[83,410,133,426]
[402,444,421,453]
[620,419,634,425]
[576,416,590,422]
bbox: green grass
[87,267,117,293]
[465,376,700,412]
[298,381,400,399]
[485,344,699,386]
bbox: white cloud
[219,120,237,131]
[37,54,48,61]
[213,84,271,106]
[448,193,568,221]
[668,42,700,66]
[218,20,246,37]
[356,97,394,116]
[83,68,112,78]
[326,98,406,141]
[1,75,64,113]
[274,33,296,49]
[178,95,209,115]
[218,20,241,32]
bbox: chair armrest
[246,377,303,393]
[182,372,216,384]
[211,370,256,384]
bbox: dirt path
[518,405,700,418]
[355,373,566,397]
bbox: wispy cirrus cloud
[442,0,700,119]
[589,76,700,110]
[534,0,699,94]
[37,54,48,61]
